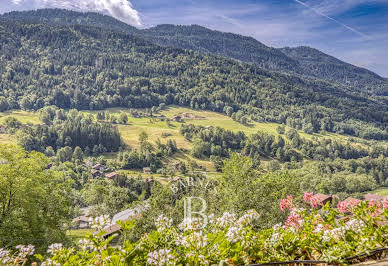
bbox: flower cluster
[280,195,293,212]
[237,209,260,226]
[155,215,173,232]
[337,198,361,213]
[216,212,236,227]
[47,243,63,255]
[0,248,11,265]
[4,194,388,265]
[90,215,112,229]
[147,249,176,266]
[15,244,35,257]
[303,192,322,208]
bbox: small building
[205,125,213,130]
[143,167,152,174]
[106,172,119,179]
[92,163,104,171]
[182,113,195,119]
[313,194,333,207]
[0,125,7,134]
[364,194,384,203]
[157,115,166,121]
[171,115,183,122]
[72,216,91,229]
[91,169,104,179]
[102,207,144,243]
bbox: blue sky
[1,0,388,77]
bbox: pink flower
[280,195,293,212]
[310,196,319,209]
[337,201,347,213]
[383,196,388,210]
[303,192,314,202]
[337,198,361,214]
[285,213,302,229]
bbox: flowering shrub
[2,193,388,265]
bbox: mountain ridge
[2,8,387,97]
[0,10,387,140]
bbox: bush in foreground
[2,193,388,265]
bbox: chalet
[0,125,7,134]
[91,169,104,179]
[106,172,119,179]
[182,112,195,119]
[171,115,183,122]
[102,206,145,243]
[157,115,166,121]
[364,194,384,203]
[143,167,152,174]
[92,163,104,171]
[313,193,333,207]
[72,216,91,229]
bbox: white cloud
[12,0,141,26]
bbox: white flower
[41,259,61,266]
[216,212,236,228]
[90,215,112,230]
[345,218,365,233]
[15,244,35,258]
[237,210,260,226]
[178,217,203,231]
[226,226,243,243]
[47,243,63,255]
[0,248,11,264]
[155,215,173,232]
[147,249,176,265]
[78,239,95,251]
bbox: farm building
[72,216,91,229]
[106,172,119,179]
[143,167,152,174]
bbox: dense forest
[16,107,122,154]
[0,14,387,140]
[3,9,388,96]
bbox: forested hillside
[3,9,387,97]
[0,16,387,140]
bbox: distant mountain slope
[280,46,387,95]
[2,9,387,96]
[142,24,299,72]
[1,8,139,35]
[0,11,387,139]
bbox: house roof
[92,163,102,169]
[72,216,91,223]
[143,167,151,171]
[313,193,332,204]
[102,223,121,238]
[106,172,119,179]
[91,169,103,175]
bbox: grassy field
[369,188,388,197]
[0,110,40,124]
[67,229,95,242]
[0,106,383,161]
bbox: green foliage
[0,145,72,251]
[0,15,386,140]
[17,108,121,154]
